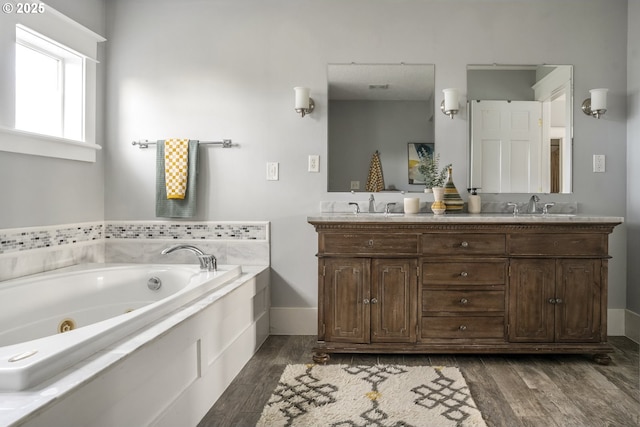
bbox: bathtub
[0,263,242,392]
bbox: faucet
[161,244,217,271]
[385,202,396,215]
[348,202,360,214]
[527,195,540,214]
[368,194,375,213]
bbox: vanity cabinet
[309,219,620,364]
[320,258,417,344]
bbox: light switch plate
[266,162,279,180]
[593,155,605,173]
[350,180,360,190]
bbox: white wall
[0,0,105,228]
[103,0,630,316]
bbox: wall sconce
[440,88,459,119]
[294,87,315,117]
[582,88,608,119]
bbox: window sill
[0,126,101,162]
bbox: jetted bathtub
[0,263,242,391]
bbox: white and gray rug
[257,364,487,427]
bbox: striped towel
[164,138,190,199]
[366,150,385,192]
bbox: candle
[404,197,420,214]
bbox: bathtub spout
[161,245,217,271]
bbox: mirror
[328,64,435,192]
[467,64,573,194]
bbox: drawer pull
[363,299,370,305]
[459,325,467,331]
[459,298,469,304]
[460,241,469,248]
[368,239,374,247]
[371,298,378,304]
[460,271,468,277]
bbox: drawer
[422,290,504,314]
[321,233,418,255]
[508,233,606,256]
[421,316,505,339]
[422,261,506,285]
[421,234,506,256]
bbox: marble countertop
[308,213,624,224]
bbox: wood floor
[198,336,639,427]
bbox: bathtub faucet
[161,245,217,271]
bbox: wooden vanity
[308,214,622,364]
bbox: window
[15,26,84,141]
[0,5,105,162]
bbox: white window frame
[0,4,105,162]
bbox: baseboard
[269,307,637,341]
[270,307,317,335]
[625,309,640,343]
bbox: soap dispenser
[467,188,481,214]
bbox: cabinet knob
[371,298,378,304]
[549,298,557,304]
[363,299,370,305]
[460,241,469,248]
[555,298,563,304]
[460,298,469,304]
[459,325,467,331]
[368,239,374,247]
[460,271,468,277]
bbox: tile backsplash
[0,221,270,282]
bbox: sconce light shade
[582,88,608,119]
[441,88,460,119]
[294,86,314,117]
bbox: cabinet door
[555,259,601,342]
[508,259,555,342]
[322,258,370,343]
[371,259,417,343]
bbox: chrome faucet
[348,202,361,214]
[161,244,217,271]
[368,194,375,213]
[527,195,540,214]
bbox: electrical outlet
[266,162,279,180]
[593,155,605,173]
[350,180,360,190]
[308,155,320,172]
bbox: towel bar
[132,139,233,149]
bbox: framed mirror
[467,64,573,194]
[327,64,435,192]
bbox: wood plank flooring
[198,336,639,427]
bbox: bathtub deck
[198,335,640,427]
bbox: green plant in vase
[417,152,451,191]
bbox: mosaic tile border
[0,221,269,255]
[106,221,268,241]
[0,222,104,255]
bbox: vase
[443,166,464,212]
[431,187,446,215]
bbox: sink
[354,212,405,217]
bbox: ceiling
[328,64,435,101]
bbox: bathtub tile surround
[0,222,105,282]
[106,221,270,266]
[0,221,270,282]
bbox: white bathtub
[0,263,242,392]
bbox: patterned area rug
[257,364,487,427]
